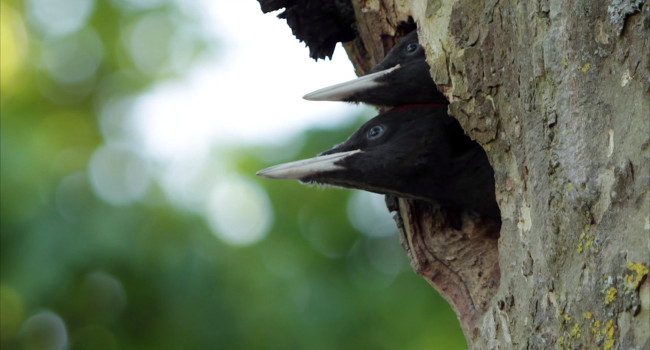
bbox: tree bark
[344,0,649,349]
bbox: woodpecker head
[303,31,447,106]
[257,106,499,221]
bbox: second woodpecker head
[303,31,448,107]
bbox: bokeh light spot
[346,238,395,290]
[111,0,168,11]
[55,172,93,222]
[130,89,215,163]
[40,28,104,85]
[365,235,407,277]
[346,191,397,237]
[97,94,139,145]
[0,3,29,94]
[157,156,218,212]
[19,311,68,350]
[123,13,176,75]
[79,271,127,324]
[89,144,151,205]
[25,0,95,38]
[298,213,348,258]
[205,176,273,246]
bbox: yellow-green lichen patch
[585,236,595,251]
[602,319,616,350]
[623,261,648,290]
[605,286,618,304]
[578,63,591,72]
[576,225,595,254]
[558,308,572,323]
[570,322,581,338]
[557,310,596,348]
[585,315,617,349]
[591,319,602,340]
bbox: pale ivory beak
[256,150,362,179]
[302,65,400,101]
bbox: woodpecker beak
[302,65,401,101]
[256,150,362,180]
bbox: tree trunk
[345,1,650,348]
[260,0,650,348]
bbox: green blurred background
[0,0,466,348]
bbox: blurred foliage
[0,0,466,349]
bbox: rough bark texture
[259,0,650,348]
[347,0,650,349]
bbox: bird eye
[405,42,419,54]
[366,125,385,140]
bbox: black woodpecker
[303,31,447,107]
[257,106,500,221]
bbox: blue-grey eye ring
[367,125,385,140]
[405,42,419,54]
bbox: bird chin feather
[299,178,351,193]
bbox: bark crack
[394,198,501,336]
